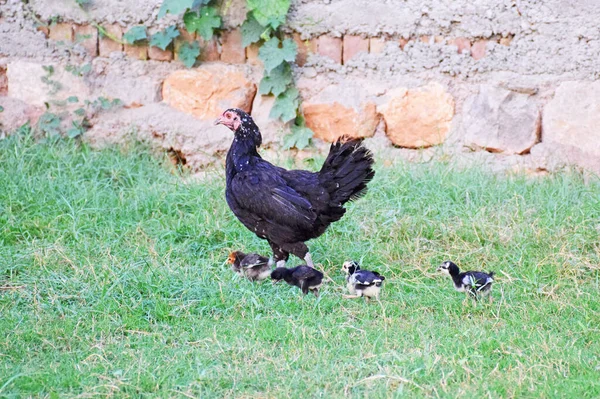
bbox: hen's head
[215,108,262,144]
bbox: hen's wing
[229,163,318,231]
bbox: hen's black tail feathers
[319,138,375,217]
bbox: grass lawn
[1,131,600,398]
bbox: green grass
[1,131,600,398]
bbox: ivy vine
[129,0,313,149]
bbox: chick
[270,265,324,297]
[227,251,272,281]
[341,260,385,301]
[438,260,494,300]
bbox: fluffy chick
[341,260,385,301]
[438,260,494,300]
[227,251,271,281]
[270,265,324,297]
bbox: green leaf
[258,37,297,73]
[158,0,194,18]
[183,7,221,40]
[177,41,200,68]
[270,87,299,122]
[259,62,293,96]
[67,96,79,103]
[123,26,147,44]
[74,108,86,116]
[149,25,180,50]
[283,125,313,150]
[241,15,265,47]
[247,0,290,29]
[0,105,4,113]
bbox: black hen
[216,108,375,268]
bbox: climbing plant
[142,0,313,149]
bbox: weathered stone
[471,39,487,60]
[541,81,600,172]
[463,85,540,154]
[220,29,245,64]
[380,83,454,148]
[74,24,98,56]
[84,103,232,170]
[250,94,285,144]
[0,97,44,132]
[96,70,162,107]
[49,23,73,42]
[99,24,123,56]
[369,37,386,54]
[317,35,342,63]
[303,101,379,142]
[148,45,173,61]
[162,65,256,120]
[7,61,92,107]
[343,35,368,64]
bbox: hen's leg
[283,242,314,267]
[268,240,289,268]
[304,252,315,268]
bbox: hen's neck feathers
[226,121,262,180]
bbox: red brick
[449,37,471,54]
[74,24,98,56]
[499,36,513,46]
[293,33,316,66]
[317,35,342,64]
[220,29,245,64]
[124,44,148,60]
[369,37,386,54]
[148,45,173,61]
[471,39,487,60]
[49,23,73,42]
[0,65,7,96]
[198,37,220,62]
[434,36,445,44]
[399,37,410,50]
[37,25,49,38]
[99,24,123,56]
[419,35,431,44]
[342,35,369,64]
[246,42,261,66]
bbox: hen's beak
[214,116,224,126]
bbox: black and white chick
[341,260,385,301]
[438,260,495,300]
[227,251,272,281]
[270,265,324,297]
